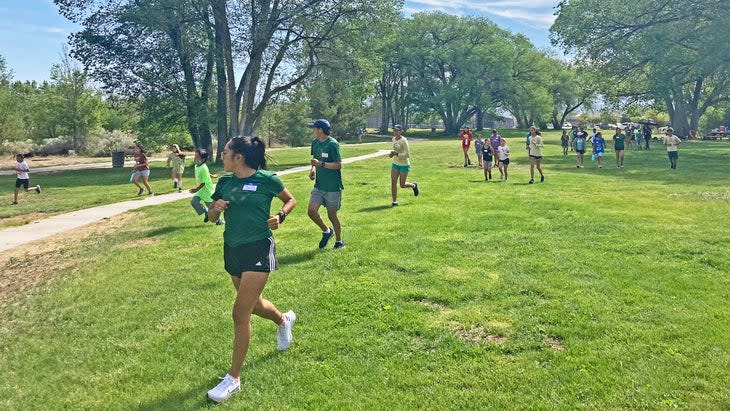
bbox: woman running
[527,127,545,184]
[131,144,153,196]
[459,127,473,167]
[389,125,419,207]
[206,136,297,403]
[613,127,626,168]
[166,144,185,192]
[497,139,510,181]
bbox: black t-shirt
[482,145,493,158]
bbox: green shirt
[613,134,625,150]
[194,163,214,203]
[211,170,285,246]
[311,137,343,192]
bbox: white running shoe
[277,311,296,351]
[207,374,240,403]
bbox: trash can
[112,151,125,168]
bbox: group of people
[205,118,423,403]
[460,128,512,181]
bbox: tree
[551,0,730,137]
[0,55,26,142]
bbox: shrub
[84,129,137,157]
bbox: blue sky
[0,0,558,82]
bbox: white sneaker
[277,311,296,351]
[207,374,240,403]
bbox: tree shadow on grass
[357,205,393,213]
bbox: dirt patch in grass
[0,155,109,170]
[419,298,450,311]
[0,212,48,229]
[0,212,140,308]
[545,337,566,351]
[453,325,507,345]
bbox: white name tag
[321,152,329,159]
[242,183,258,192]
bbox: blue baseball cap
[393,124,403,131]
[307,119,331,134]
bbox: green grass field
[1,133,729,409]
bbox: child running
[497,139,510,181]
[527,127,545,184]
[166,144,185,192]
[189,148,221,225]
[482,138,494,181]
[561,130,570,156]
[574,127,588,168]
[475,134,485,168]
[131,143,154,196]
[389,125,419,206]
[205,136,297,403]
[12,153,41,204]
[663,127,681,169]
[592,132,606,168]
[613,127,626,168]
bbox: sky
[0,0,559,83]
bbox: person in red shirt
[459,127,473,167]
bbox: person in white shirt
[663,128,682,169]
[497,139,511,181]
[12,153,41,205]
[389,125,419,206]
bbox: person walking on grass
[527,127,545,184]
[459,127,473,167]
[488,129,504,165]
[592,131,606,168]
[482,137,494,181]
[475,134,485,168]
[12,153,41,205]
[643,125,652,150]
[166,144,185,192]
[574,126,588,168]
[131,144,154,196]
[613,128,626,168]
[497,139,510,181]
[561,129,570,156]
[389,125,419,207]
[307,119,345,249]
[205,136,297,404]
[663,127,682,169]
[189,148,221,225]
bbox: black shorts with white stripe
[223,237,277,276]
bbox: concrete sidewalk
[0,150,389,253]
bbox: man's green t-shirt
[613,134,625,150]
[211,170,285,246]
[194,163,214,203]
[311,137,343,192]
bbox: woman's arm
[268,188,297,230]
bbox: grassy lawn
[0,143,388,228]
[1,134,729,409]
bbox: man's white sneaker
[277,311,296,351]
[207,374,240,403]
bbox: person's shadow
[278,249,317,265]
[357,205,392,213]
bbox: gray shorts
[310,188,342,212]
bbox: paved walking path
[0,150,389,253]
[0,158,168,176]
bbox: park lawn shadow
[278,249,318,265]
[357,205,393,213]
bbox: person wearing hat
[166,143,186,192]
[307,119,345,249]
[389,125,419,207]
[663,127,681,169]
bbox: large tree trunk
[475,107,484,131]
[211,0,237,161]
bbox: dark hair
[229,136,267,170]
[135,143,146,154]
[196,148,209,163]
[16,152,33,160]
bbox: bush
[84,129,137,157]
[35,136,74,156]
[0,139,36,156]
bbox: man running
[307,119,345,249]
